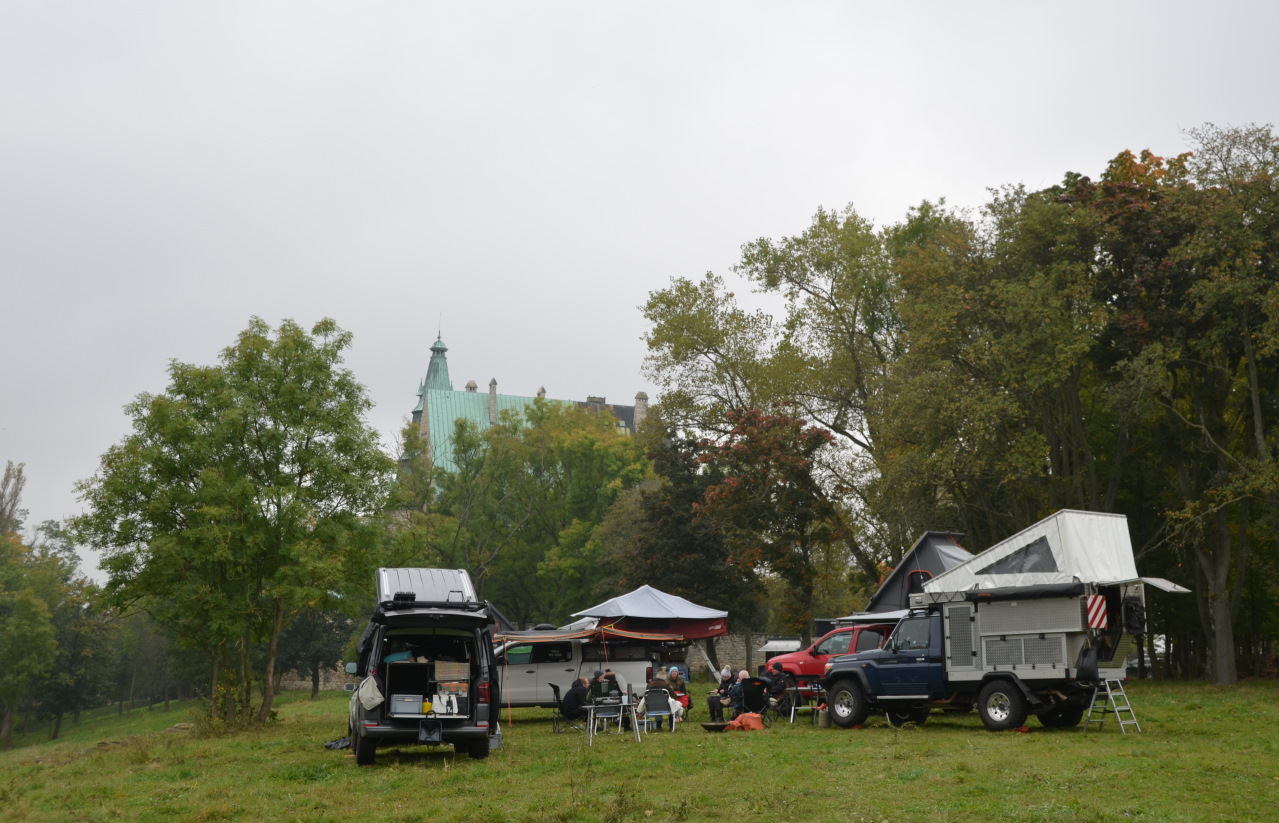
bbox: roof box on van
[376,568,478,606]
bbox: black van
[346,568,501,763]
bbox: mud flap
[417,720,442,744]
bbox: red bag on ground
[724,712,765,731]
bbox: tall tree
[694,409,843,645]
[74,317,393,722]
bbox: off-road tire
[468,738,490,760]
[977,680,1028,731]
[353,728,376,766]
[1037,705,1085,728]
[827,679,871,728]
[886,707,930,727]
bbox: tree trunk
[239,635,252,724]
[0,704,12,747]
[256,599,285,723]
[50,712,63,741]
[1195,507,1238,685]
[311,665,320,700]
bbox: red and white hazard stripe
[1086,595,1108,629]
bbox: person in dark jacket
[560,676,590,721]
[707,667,735,721]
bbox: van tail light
[476,680,490,704]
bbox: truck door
[877,615,941,697]
[496,643,537,705]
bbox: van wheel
[468,739,490,760]
[977,681,1027,731]
[886,708,930,727]
[353,728,376,766]
[827,680,871,728]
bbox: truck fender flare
[979,673,1044,709]
[825,669,874,703]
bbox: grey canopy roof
[572,585,728,619]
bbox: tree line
[3,123,1275,740]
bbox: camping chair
[590,680,625,735]
[641,688,676,733]
[739,677,775,728]
[548,682,584,734]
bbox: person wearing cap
[765,661,789,710]
[707,666,735,721]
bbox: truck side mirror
[344,662,358,675]
[343,683,356,692]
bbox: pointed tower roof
[423,335,453,391]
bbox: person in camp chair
[560,676,590,721]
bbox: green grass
[3,681,1277,822]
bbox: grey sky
[3,2,1275,575]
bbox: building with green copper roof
[411,335,649,472]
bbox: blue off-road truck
[821,511,1187,731]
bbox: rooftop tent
[924,510,1141,594]
[863,531,972,613]
[571,585,729,640]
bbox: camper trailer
[822,511,1187,731]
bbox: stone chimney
[465,380,477,393]
[537,386,546,399]
[488,378,498,424]
[634,391,649,430]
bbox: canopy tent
[863,531,972,613]
[571,584,729,640]
[923,509,1181,594]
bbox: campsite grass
[2,680,1276,822]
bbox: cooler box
[390,694,425,714]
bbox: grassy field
[2,680,1276,822]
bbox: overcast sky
[3,2,1275,575]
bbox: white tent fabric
[572,585,728,619]
[924,510,1140,593]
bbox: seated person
[666,666,689,720]
[766,661,789,705]
[560,676,590,721]
[707,667,735,722]
[603,667,628,697]
[728,669,750,716]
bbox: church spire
[423,334,453,391]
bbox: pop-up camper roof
[864,531,971,612]
[923,510,1188,594]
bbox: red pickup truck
[767,622,898,688]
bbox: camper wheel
[977,680,1027,731]
[827,679,871,728]
[467,738,490,760]
[1037,705,1085,728]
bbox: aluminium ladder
[1084,678,1141,734]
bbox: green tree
[74,317,393,722]
[600,421,763,662]
[694,409,843,645]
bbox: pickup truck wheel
[353,727,376,766]
[827,679,871,728]
[977,681,1028,731]
[887,708,930,727]
[1037,705,1084,728]
[467,738,490,760]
